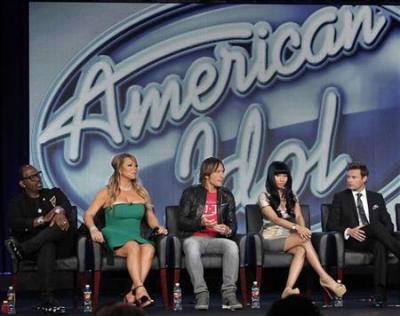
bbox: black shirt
[8,188,72,241]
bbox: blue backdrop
[29,4,400,233]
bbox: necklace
[119,184,133,192]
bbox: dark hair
[347,161,369,177]
[18,164,32,180]
[265,161,296,217]
[199,157,224,186]
[266,295,321,316]
[95,303,147,316]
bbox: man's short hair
[347,161,369,177]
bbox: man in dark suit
[6,165,75,313]
[327,162,400,307]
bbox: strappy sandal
[134,285,154,308]
[123,288,136,305]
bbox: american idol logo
[32,4,400,228]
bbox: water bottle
[1,300,9,315]
[6,286,16,315]
[333,280,343,307]
[83,284,93,313]
[250,281,261,309]
[173,282,182,311]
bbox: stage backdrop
[29,3,400,232]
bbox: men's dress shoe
[5,237,24,260]
[195,291,209,310]
[371,297,383,308]
[35,301,67,314]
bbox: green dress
[102,203,152,249]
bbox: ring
[63,221,67,224]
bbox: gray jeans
[182,236,239,294]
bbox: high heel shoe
[281,287,300,299]
[320,278,347,298]
[123,288,136,305]
[134,285,154,308]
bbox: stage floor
[7,291,400,315]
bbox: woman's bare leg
[135,244,156,300]
[284,233,330,281]
[115,241,142,301]
[285,246,306,289]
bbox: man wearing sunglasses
[6,165,75,314]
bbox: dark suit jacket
[327,189,393,235]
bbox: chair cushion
[344,251,373,266]
[18,257,78,271]
[262,252,293,268]
[100,256,160,271]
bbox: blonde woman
[84,153,167,307]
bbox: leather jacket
[177,185,237,238]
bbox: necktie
[356,193,369,226]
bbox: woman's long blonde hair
[106,153,152,207]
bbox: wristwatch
[54,206,64,214]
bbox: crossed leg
[284,233,335,289]
[115,241,155,302]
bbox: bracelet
[291,224,297,231]
[37,216,44,225]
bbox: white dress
[257,191,296,252]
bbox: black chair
[245,204,329,300]
[166,205,249,306]
[90,208,170,309]
[4,206,86,307]
[320,203,400,294]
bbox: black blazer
[326,189,393,234]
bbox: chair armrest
[250,233,263,267]
[232,234,247,268]
[311,232,331,267]
[92,239,103,271]
[4,239,20,273]
[77,235,87,273]
[154,235,169,268]
[170,235,182,269]
[325,231,345,269]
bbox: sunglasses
[22,171,42,181]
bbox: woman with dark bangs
[258,161,346,299]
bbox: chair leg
[305,267,313,299]
[11,274,17,289]
[239,267,248,307]
[256,266,262,290]
[337,268,343,281]
[74,272,87,309]
[93,270,101,309]
[160,268,170,310]
[173,268,181,284]
[73,272,79,309]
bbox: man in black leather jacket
[177,157,242,310]
[6,165,75,313]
